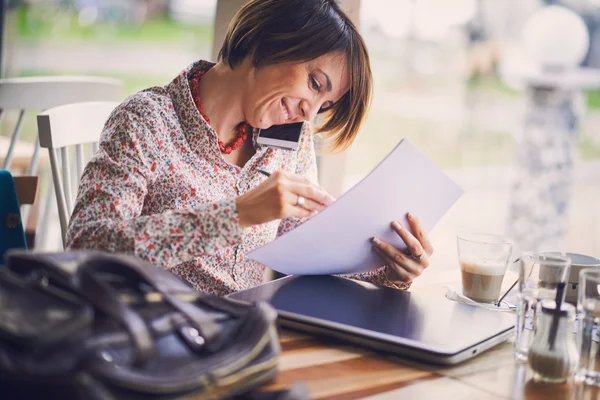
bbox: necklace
[189,69,249,154]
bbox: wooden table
[258,278,600,400]
[262,330,600,399]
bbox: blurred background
[1,0,599,285]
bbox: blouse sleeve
[66,98,244,268]
[342,269,411,290]
[273,124,409,290]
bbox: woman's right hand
[236,170,335,227]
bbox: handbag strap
[75,264,153,367]
[78,255,222,350]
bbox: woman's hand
[236,170,335,227]
[371,213,434,285]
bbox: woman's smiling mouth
[281,99,293,122]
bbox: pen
[257,169,271,177]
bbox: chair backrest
[0,76,123,173]
[0,76,123,110]
[37,101,120,245]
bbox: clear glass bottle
[527,299,579,383]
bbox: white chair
[37,101,120,246]
[0,76,122,173]
[0,76,123,249]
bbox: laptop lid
[229,275,515,364]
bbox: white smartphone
[256,122,304,151]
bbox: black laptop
[228,275,515,365]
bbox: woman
[67,0,434,296]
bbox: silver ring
[296,195,306,207]
[412,252,423,261]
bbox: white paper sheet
[247,139,463,275]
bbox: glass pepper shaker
[527,299,579,383]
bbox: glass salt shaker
[527,299,579,383]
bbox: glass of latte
[457,234,514,303]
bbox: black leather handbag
[0,251,280,399]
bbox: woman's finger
[279,171,335,204]
[298,197,325,212]
[288,193,326,212]
[279,190,317,219]
[406,213,434,255]
[412,250,430,270]
[372,246,412,282]
[391,221,425,259]
[287,181,334,206]
[372,237,423,277]
[283,200,314,219]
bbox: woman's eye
[310,77,320,91]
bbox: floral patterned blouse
[66,60,407,296]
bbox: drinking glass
[577,269,600,386]
[514,252,571,362]
[457,233,514,303]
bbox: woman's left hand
[371,212,434,285]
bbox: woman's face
[242,52,350,129]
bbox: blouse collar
[166,60,265,171]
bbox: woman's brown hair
[219,0,372,151]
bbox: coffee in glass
[457,234,514,303]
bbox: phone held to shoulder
[256,122,304,151]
